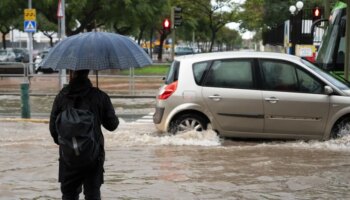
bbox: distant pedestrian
[49,69,119,200]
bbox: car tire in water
[169,113,208,134]
[331,116,350,139]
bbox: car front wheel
[169,113,208,134]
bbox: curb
[0,118,49,124]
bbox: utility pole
[323,0,330,20]
[21,0,34,118]
[58,0,67,88]
[28,0,33,75]
[171,7,175,61]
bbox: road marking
[135,112,154,124]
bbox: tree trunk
[49,36,54,47]
[209,30,216,52]
[158,31,167,61]
[137,25,146,45]
[2,32,7,49]
[149,28,154,59]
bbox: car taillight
[158,81,178,100]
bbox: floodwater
[1,121,350,200]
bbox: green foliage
[171,0,240,51]
[0,0,242,51]
[240,0,333,32]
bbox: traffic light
[174,7,182,27]
[312,7,322,21]
[163,18,171,30]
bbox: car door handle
[265,97,279,104]
[208,95,222,101]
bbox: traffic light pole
[171,7,175,61]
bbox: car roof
[174,51,301,63]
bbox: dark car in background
[12,48,29,63]
[0,48,30,63]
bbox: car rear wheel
[169,113,208,134]
[331,117,350,139]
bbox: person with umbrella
[50,69,119,199]
[43,32,152,199]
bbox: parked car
[12,48,29,63]
[174,46,194,56]
[0,49,16,62]
[153,51,350,140]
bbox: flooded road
[1,121,350,199]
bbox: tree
[34,0,109,36]
[173,0,237,52]
[0,0,23,49]
[239,0,330,42]
[36,13,57,47]
[216,27,242,50]
[240,0,329,32]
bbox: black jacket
[49,77,119,146]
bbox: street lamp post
[289,1,304,55]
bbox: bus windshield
[316,2,346,71]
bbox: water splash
[256,134,350,152]
[105,128,221,147]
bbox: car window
[192,62,209,85]
[296,68,323,93]
[261,60,298,92]
[165,61,180,84]
[261,60,323,94]
[204,59,254,89]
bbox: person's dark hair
[72,70,90,79]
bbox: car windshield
[302,59,350,90]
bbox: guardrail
[0,62,28,78]
[0,62,31,118]
[1,66,165,96]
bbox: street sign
[24,21,37,32]
[24,9,36,21]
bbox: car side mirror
[324,85,333,95]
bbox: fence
[0,63,165,97]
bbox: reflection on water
[1,121,350,199]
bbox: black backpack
[55,96,100,168]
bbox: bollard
[20,82,31,118]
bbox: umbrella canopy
[40,32,152,71]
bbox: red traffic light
[313,7,320,17]
[163,18,171,29]
[312,7,322,21]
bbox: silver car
[0,49,16,62]
[153,51,350,140]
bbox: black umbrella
[41,31,152,71]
